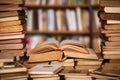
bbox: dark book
[99,12,120,20]
[100,0,120,7]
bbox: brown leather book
[0,4,25,11]
[99,12,120,20]
[0,0,24,4]
[100,0,120,7]
[0,25,25,33]
[0,11,25,18]
[0,20,26,27]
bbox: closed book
[0,11,25,18]
[104,24,120,30]
[104,7,120,13]
[0,20,26,27]
[0,0,24,4]
[0,25,24,33]
[100,0,120,7]
[0,53,13,63]
[28,64,63,74]
[0,4,25,11]
[99,12,120,20]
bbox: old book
[28,51,63,62]
[109,59,120,63]
[28,64,63,74]
[0,4,25,11]
[60,69,89,76]
[104,54,120,59]
[0,39,23,44]
[75,59,102,66]
[104,24,120,30]
[63,48,98,59]
[104,7,120,13]
[0,11,25,18]
[0,32,25,40]
[0,62,27,74]
[106,33,120,37]
[32,77,60,80]
[104,41,120,46]
[30,39,89,55]
[0,53,13,63]
[103,50,120,54]
[0,0,24,4]
[0,25,24,33]
[108,36,120,41]
[107,20,120,24]
[101,29,120,33]
[102,63,120,75]
[30,74,58,78]
[99,12,120,20]
[65,76,92,80]
[0,43,25,50]
[0,16,26,22]
[100,0,120,7]
[0,20,26,27]
[75,65,100,70]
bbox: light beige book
[0,39,23,44]
[104,54,120,59]
[104,24,120,30]
[105,41,120,46]
[108,37,120,41]
[28,51,63,62]
[102,63,120,75]
[103,50,120,54]
[0,43,24,50]
[32,77,60,80]
[0,33,25,40]
[0,16,26,22]
[30,74,58,78]
[63,48,98,59]
[0,53,13,63]
[0,0,24,4]
[0,25,24,33]
[106,33,120,37]
[104,7,120,13]
[28,64,63,74]
[0,63,27,74]
[101,29,120,33]
[76,59,102,66]
[75,65,100,70]
[30,39,88,54]
[0,20,25,27]
[65,76,92,80]
[107,20,120,24]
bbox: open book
[28,39,98,62]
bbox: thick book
[28,64,63,74]
[0,4,25,11]
[0,16,26,22]
[0,39,23,44]
[104,7,120,13]
[29,39,98,60]
[0,20,26,27]
[0,0,24,4]
[0,32,25,40]
[0,11,25,18]
[0,25,25,33]
[98,12,120,20]
[0,43,25,50]
[0,53,13,63]
[100,0,120,7]
[104,24,120,30]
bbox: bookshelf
[25,0,100,53]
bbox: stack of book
[28,64,63,80]
[0,0,27,61]
[0,54,28,80]
[27,39,102,79]
[93,0,120,79]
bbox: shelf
[25,4,99,9]
[26,30,90,35]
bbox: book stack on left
[0,0,28,80]
[0,0,27,60]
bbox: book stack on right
[92,0,120,79]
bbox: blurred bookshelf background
[25,0,101,53]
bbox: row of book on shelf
[26,8,100,32]
[25,0,99,5]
